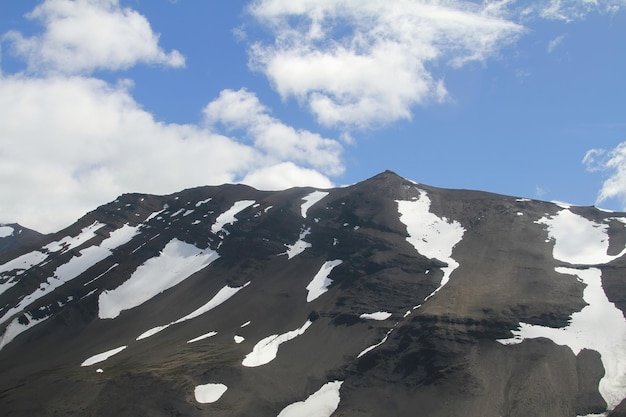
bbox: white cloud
[3,0,184,74]
[241,162,334,190]
[547,34,566,53]
[529,0,625,22]
[247,0,524,129]
[0,75,339,233]
[203,88,343,176]
[584,144,626,207]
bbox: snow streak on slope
[136,283,249,340]
[0,225,139,326]
[284,227,312,259]
[194,383,227,403]
[0,251,49,296]
[80,345,127,367]
[306,260,342,302]
[44,221,105,253]
[0,313,48,351]
[187,331,217,344]
[396,189,465,300]
[242,320,312,367]
[300,191,328,218]
[498,208,626,412]
[211,200,256,235]
[276,380,343,417]
[99,238,219,319]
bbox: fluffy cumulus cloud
[0,0,341,233]
[584,145,626,208]
[3,0,185,74]
[204,88,343,176]
[246,0,524,129]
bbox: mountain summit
[1,171,625,417]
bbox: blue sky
[0,0,625,232]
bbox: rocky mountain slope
[0,223,46,256]
[0,171,625,417]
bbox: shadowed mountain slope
[0,171,625,417]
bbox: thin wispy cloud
[547,34,566,53]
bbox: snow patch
[0,313,49,351]
[173,282,249,324]
[276,380,343,417]
[360,311,392,321]
[194,383,227,403]
[536,209,626,265]
[0,250,48,274]
[300,191,328,218]
[306,260,342,302]
[187,331,217,343]
[81,345,127,367]
[284,227,312,259]
[44,221,105,253]
[195,197,212,207]
[397,189,465,301]
[136,283,249,340]
[98,238,219,319]
[357,328,394,358]
[242,320,312,367]
[136,325,171,340]
[0,226,14,238]
[211,200,256,234]
[498,267,626,410]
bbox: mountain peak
[1,177,625,416]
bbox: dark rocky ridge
[0,171,624,416]
[0,223,46,256]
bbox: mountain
[0,170,625,417]
[0,223,46,256]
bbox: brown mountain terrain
[0,171,625,416]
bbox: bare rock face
[0,223,46,255]
[0,170,625,416]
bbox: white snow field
[98,238,219,319]
[211,200,256,234]
[396,189,465,301]
[537,209,626,264]
[498,208,626,412]
[276,380,343,417]
[284,227,312,259]
[306,260,343,302]
[360,311,392,320]
[136,283,249,340]
[242,320,313,367]
[0,224,139,327]
[194,383,227,403]
[80,345,127,367]
[300,191,329,218]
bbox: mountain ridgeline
[1,171,625,417]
